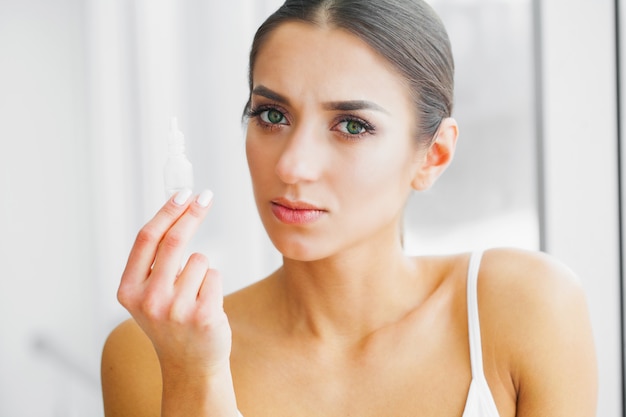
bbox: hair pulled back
[244,0,454,145]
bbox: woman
[101,1,598,416]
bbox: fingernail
[196,189,214,207]
[173,188,193,205]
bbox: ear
[411,118,458,191]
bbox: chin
[267,232,334,262]
[273,240,324,262]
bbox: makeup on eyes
[248,108,377,142]
[247,100,378,139]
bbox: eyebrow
[323,100,389,114]
[251,85,390,115]
[251,85,290,106]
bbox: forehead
[252,21,412,109]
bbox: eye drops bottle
[164,117,194,198]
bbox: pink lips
[270,198,326,225]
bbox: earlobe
[411,118,458,191]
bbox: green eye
[262,109,286,124]
[345,120,365,135]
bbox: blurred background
[0,0,622,415]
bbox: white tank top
[237,251,500,417]
[462,250,500,417]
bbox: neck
[272,235,426,345]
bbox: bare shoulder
[101,318,162,417]
[477,247,590,347]
[479,247,586,312]
[478,248,597,416]
[478,248,592,339]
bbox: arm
[101,319,162,417]
[489,250,597,416]
[102,190,239,417]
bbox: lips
[270,198,326,225]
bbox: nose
[275,126,323,184]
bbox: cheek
[245,137,257,176]
[245,134,271,184]
[245,138,275,209]
[330,154,410,226]
[348,145,415,192]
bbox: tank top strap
[466,250,487,382]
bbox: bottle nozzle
[164,116,194,198]
[168,116,185,155]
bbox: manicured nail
[173,188,193,205]
[196,189,214,207]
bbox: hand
[117,189,232,377]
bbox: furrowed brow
[251,86,389,115]
[251,85,290,106]
[323,100,389,114]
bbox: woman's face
[245,22,424,261]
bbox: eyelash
[334,116,376,140]
[247,104,376,140]
[247,104,288,132]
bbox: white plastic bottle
[164,117,194,198]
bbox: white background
[0,0,621,415]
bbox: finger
[120,189,194,288]
[150,190,214,285]
[173,253,210,308]
[197,268,225,317]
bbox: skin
[101,22,597,417]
